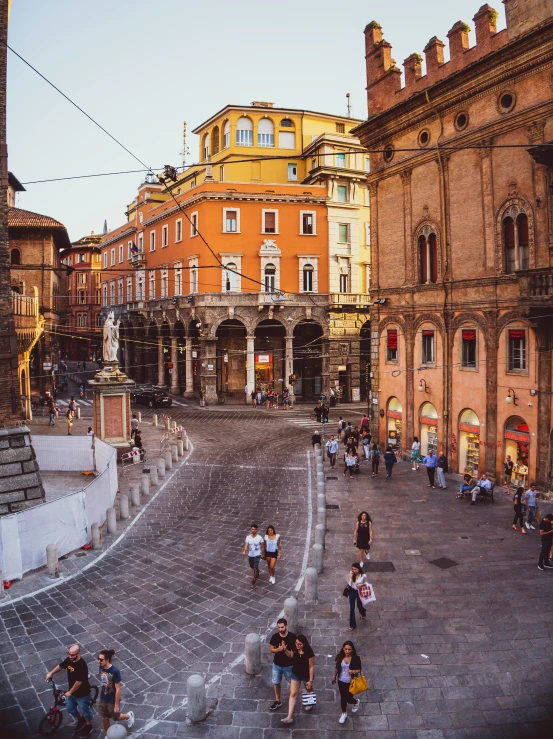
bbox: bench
[459,482,495,504]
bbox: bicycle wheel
[90,686,99,704]
[38,710,63,736]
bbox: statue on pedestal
[103,311,121,364]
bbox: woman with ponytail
[97,649,134,731]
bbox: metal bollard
[177,439,184,457]
[150,465,159,486]
[186,674,206,723]
[165,450,172,471]
[119,494,130,520]
[130,483,140,508]
[317,506,327,531]
[153,413,158,427]
[91,523,102,550]
[314,523,325,548]
[157,458,166,478]
[283,596,298,635]
[304,567,317,604]
[140,475,150,497]
[76,407,81,420]
[46,544,59,578]
[312,543,323,574]
[106,507,117,535]
[137,411,142,423]
[245,633,262,675]
[171,445,178,463]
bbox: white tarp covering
[0,437,118,581]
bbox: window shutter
[419,235,427,283]
[265,212,275,230]
[422,330,434,337]
[517,213,529,246]
[429,233,438,283]
[503,217,515,247]
[462,329,476,341]
[387,329,398,350]
[509,329,525,339]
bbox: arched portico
[293,320,324,400]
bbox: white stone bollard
[165,417,171,431]
[114,500,122,520]
[283,596,298,635]
[186,674,206,723]
[106,507,117,535]
[153,413,158,427]
[130,483,140,508]
[305,567,317,604]
[106,724,127,739]
[315,523,325,548]
[171,445,178,463]
[150,465,159,486]
[136,411,142,423]
[245,633,262,675]
[171,420,177,430]
[76,407,81,420]
[317,506,327,531]
[177,439,184,457]
[317,493,326,510]
[119,494,129,520]
[312,543,323,574]
[165,450,172,471]
[141,475,150,497]
[91,523,102,550]
[317,470,324,484]
[157,458,166,478]
[46,544,59,578]
[183,431,189,451]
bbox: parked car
[132,386,172,408]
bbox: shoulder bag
[349,674,369,695]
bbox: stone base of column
[183,390,196,399]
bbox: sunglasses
[97,657,106,662]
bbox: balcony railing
[130,252,146,267]
[329,293,371,306]
[517,268,553,301]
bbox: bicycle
[39,679,99,736]
[216,392,226,405]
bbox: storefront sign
[338,365,347,372]
[459,423,479,433]
[352,388,360,402]
[255,354,271,364]
[207,364,214,371]
[43,363,52,369]
[387,410,402,419]
[505,430,530,443]
[420,416,438,425]
[192,351,198,358]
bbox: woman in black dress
[512,486,527,534]
[353,511,372,563]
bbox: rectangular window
[264,211,276,233]
[175,219,182,242]
[190,212,198,237]
[110,248,115,266]
[78,253,86,263]
[225,210,238,232]
[421,330,435,365]
[365,156,371,172]
[387,329,398,362]
[339,273,348,293]
[149,231,156,251]
[118,244,124,263]
[311,157,317,171]
[288,163,297,181]
[96,312,103,327]
[161,271,168,298]
[303,267,313,292]
[336,122,345,133]
[138,233,143,252]
[102,283,108,306]
[338,223,349,243]
[77,272,86,284]
[127,277,132,302]
[236,128,253,146]
[77,290,86,304]
[461,329,477,368]
[302,212,314,235]
[336,185,347,202]
[149,271,156,300]
[279,132,295,149]
[365,222,371,245]
[118,280,124,305]
[336,153,346,167]
[258,132,274,147]
[109,281,115,305]
[219,165,224,182]
[175,267,182,295]
[95,288,101,305]
[162,224,169,247]
[508,329,526,371]
[224,130,230,149]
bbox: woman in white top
[264,525,283,584]
[411,436,421,470]
[347,563,367,630]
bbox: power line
[21,168,160,185]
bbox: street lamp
[418,378,429,393]
[505,388,518,405]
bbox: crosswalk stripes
[56,399,92,407]
[171,400,188,407]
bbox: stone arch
[412,218,442,285]
[378,314,405,334]
[495,195,535,272]
[413,312,445,335]
[496,310,529,335]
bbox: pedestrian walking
[346,563,367,630]
[68,396,77,413]
[45,644,93,737]
[87,427,94,437]
[504,455,514,492]
[524,483,537,530]
[242,523,265,588]
[321,403,329,423]
[538,513,553,571]
[312,429,321,448]
[257,388,263,406]
[96,649,134,732]
[343,421,353,445]
[251,389,257,407]
[66,409,74,435]
[48,397,56,425]
[280,634,315,724]
[338,417,346,440]
[353,511,372,564]
[199,389,205,407]
[422,449,438,488]
[361,430,371,461]
[411,436,421,470]
[437,451,448,489]
[264,525,282,584]
[344,450,356,478]
[512,486,527,534]
[331,641,361,724]
[269,618,295,712]
[282,388,290,410]
[383,446,396,480]
[325,435,339,469]
[370,444,380,477]
[314,402,323,422]
[130,413,139,440]
[360,413,370,432]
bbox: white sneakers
[366,552,371,560]
[352,699,360,712]
[339,713,347,723]
[127,711,135,728]
[525,522,530,529]
[269,576,276,584]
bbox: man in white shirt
[325,435,339,469]
[470,473,492,505]
[242,524,265,588]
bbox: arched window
[418,228,438,284]
[236,117,253,146]
[264,263,276,293]
[203,133,210,161]
[10,248,21,265]
[212,126,220,155]
[502,205,530,273]
[302,264,314,292]
[224,262,238,292]
[257,118,274,147]
[223,120,230,149]
[280,118,293,127]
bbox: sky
[8,0,506,241]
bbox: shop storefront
[458,409,480,475]
[386,397,403,453]
[420,402,438,456]
[255,353,274,387]
[505,416,530,487]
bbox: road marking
[133,448,314,735]
[171,400,188,407]
[184,462,305,471]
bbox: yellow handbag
[349,674,369,695]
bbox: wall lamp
[373,298,387,305]
[418,378,429,393]
[505,388,518,405]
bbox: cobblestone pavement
[2,407,553,738]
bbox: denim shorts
[65,694,93,722]
[248,555,261,570]
[272,664,293,684]
[290,672,306,683]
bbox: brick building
[353,1,553,488]
[60,232,103,361]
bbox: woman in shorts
[281,634,315,724]
[97,649,134,733]
[411,436,421,470]
[264,525,282,584]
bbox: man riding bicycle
[45,644,93,737]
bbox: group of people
[411,444,449,489]
[249,386,292,409]
[242,523,283,587]
[45,644,134,737]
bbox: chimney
[473,4,498,48]
[403,54,423,88]
[447,21,470,63]
[504,0,553,41]
[424,36,446,77]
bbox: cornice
[101,226,137,248]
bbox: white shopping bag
[358,581,376,606]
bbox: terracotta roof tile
[8,206,66,230]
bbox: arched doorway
[458,409,480,474]
[254,319,286,393]
[293,320,323,399]
[505,416,530,487]
[215,319,247,398]
[360,320,371,401]
[386,397,403,453]
[419,401,438,455]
